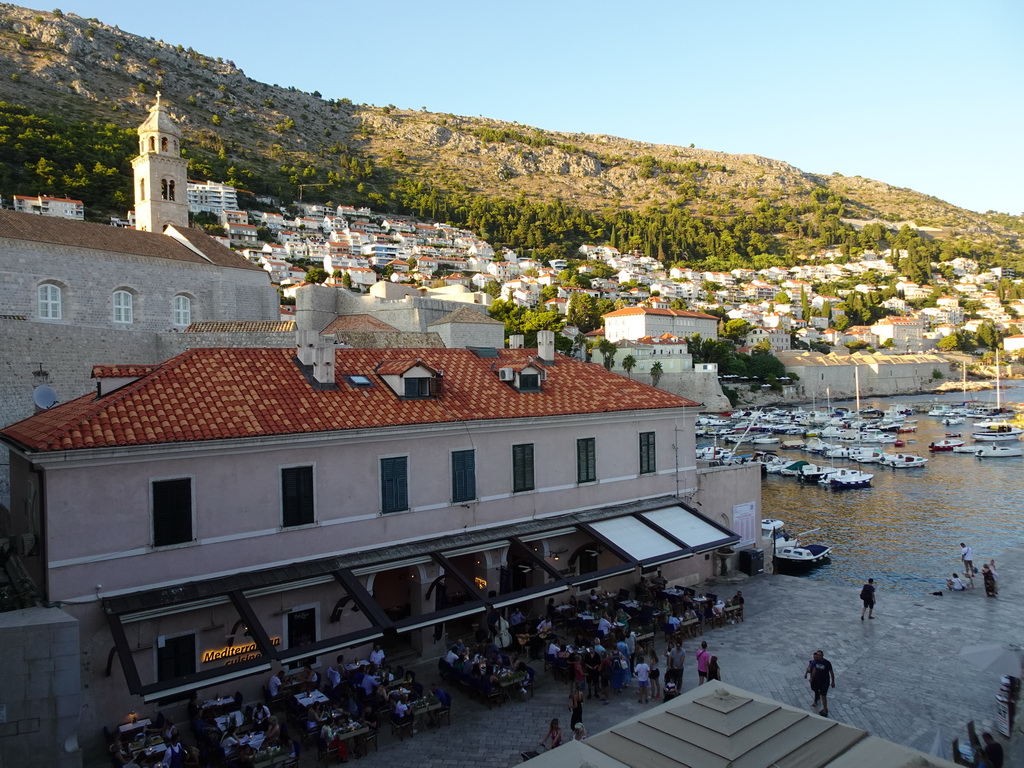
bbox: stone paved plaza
[298,543,1024,768]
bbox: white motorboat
[762,518,832,570]
[929,438,966,452]
[975,444,1023,458]
[824,445,854,459]
[971,423,1024,442]
[696,445,734,461]
[826,467,873,488]
[952,444,979,454]
[942,416,965,426]
[881,453,928,468]
[850,447,885,464]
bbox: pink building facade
[2,334,753,757]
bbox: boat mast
[995,349,1002,413]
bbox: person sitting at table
[536,616,553,637]
[108,736,137,767]
[556,644,572,661]
[731,591,744,606]
[163,735,185,768]
[615,608,631,630]
[321,716,350,763]
[369,643,385,668]
[444,645,460,665]
[263,716,281,748]
[682,606,699,622]
[182,746,200,768]
[326,659,343,692]
[360,670,379,697]
[220,725,241,755]
[250,702,271,732]
[666,613,681,631]
[161,719,179,744]
[546,638,561,658]
[303,661,319,688]
[391,694,411,724]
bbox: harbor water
[759,384,1024,593]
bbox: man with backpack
[859,578,875,620]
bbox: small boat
[881,453,928,468]
[850,447,885,464]
[942,416,965,426]
[780,439,805,450]
[827,467,873,488]
[975,444,1023,458]
[952,444,978,454]
[929,438,966,452]
[764,519,832,571]
[945,432,962,438]
[971,423,1024,442]
[752,436,781,446]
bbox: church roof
[137,93,181,137]
[320,314,399,333]
[0,211,263,272]
[427,305,503,327]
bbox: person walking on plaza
[960,542,974,577]
[707,655,721,682]
[648,646,662,699]
[859,578,875,620]
[804,650,835,717]
[634,654,651,704]
[696,641,711,685]
[567,685,584,731]
[667,641,685,689]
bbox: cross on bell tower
[132,93,188,232]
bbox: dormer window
[376,359,443,399]
[518,373,540,392]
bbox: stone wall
[0,607,81,768]
[432,320,505,350]
[650,371,731,412]
[0,237,278,333]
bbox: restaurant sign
[202,636,281,666]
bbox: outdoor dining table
[119,718,151,734]
[295,689,330,707]
[344,660,370,672]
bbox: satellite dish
[33,385,59,410]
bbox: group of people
[947,542,1000,597]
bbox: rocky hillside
[0,4,1020,257]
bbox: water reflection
[761,385,1023,593]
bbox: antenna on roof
[33,385,59,411]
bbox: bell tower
[132,93,188,232]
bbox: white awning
[641,505,736,551]
[589,516,686,566]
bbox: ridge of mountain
[0,4,1020,259]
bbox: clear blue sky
[51,0,1024,215]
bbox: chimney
[509,334,525,349]
[537,330,555,363]
[295,330,319,365]
[312,344,335,386]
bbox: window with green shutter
[152,478,192,547]
[281,466,315,527]
[639,431,656,474]
[451,449,476,503]
[381,456,408,514]
[512,443,534,493]
[576,437,596,483]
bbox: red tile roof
[2,348,698,453]
[602,307,719,320]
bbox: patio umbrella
[958,643,1022,677]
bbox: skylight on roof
[345,375,373,388]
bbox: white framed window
[38,283,62,320]
[113,290,133,324]
[172,295,192,327]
